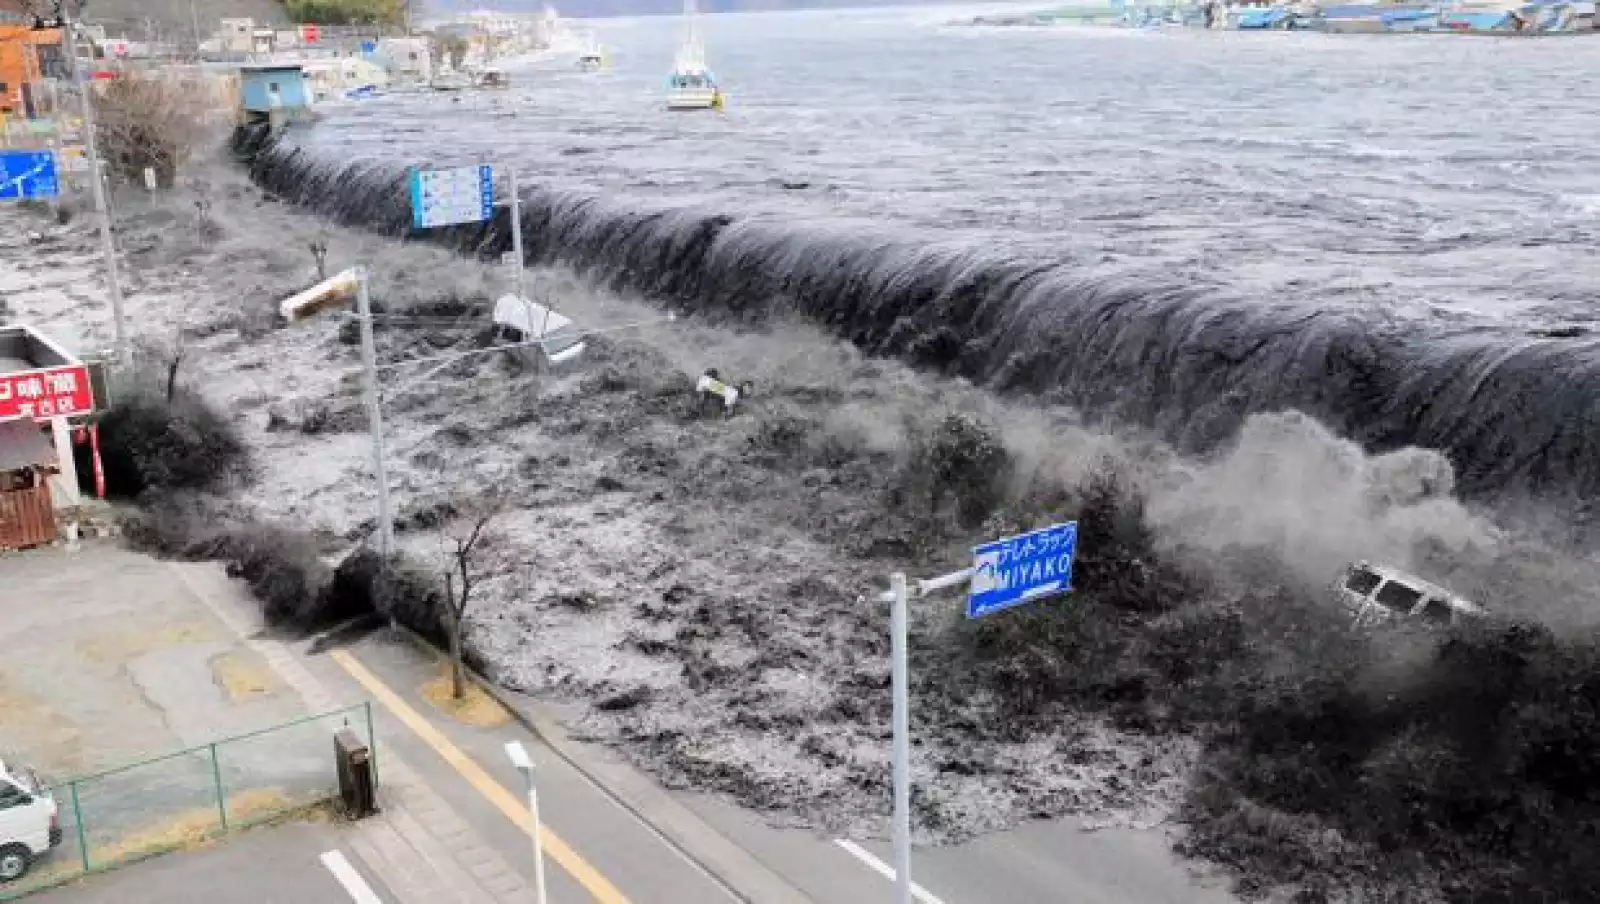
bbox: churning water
[245,8,1600,501]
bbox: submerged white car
[1336,562,1486,629]
[0,757,60,882]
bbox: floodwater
[260,9,1600,500]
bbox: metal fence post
[209,743,228,831]
[364,701,379,788]
[69,780,88,872]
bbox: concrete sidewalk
[173,563,534,904]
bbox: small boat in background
[429,71,471,92]
[666,0,724,111]
[577,32,606,71]
[477,68,510,90]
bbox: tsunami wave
[235,125,1600,503]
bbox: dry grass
[75,622,222,665]
[0,673,84,775]
[419,669,510,728]
[20,790,330,892]
[208,651,282,701]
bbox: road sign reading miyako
[967,521,1078,619]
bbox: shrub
[1180,610,1600,901]
[93,77,206,189]
[95,389,247,497]
[899,413,1012,527]
[329,546,446,643]
[943,467,1210,728]
[121,495,339,631]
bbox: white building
[302,57,390,102]
[219,18,254,55]
[374,37,432,82]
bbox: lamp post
[59,2,129,369]
[504,741,549,904]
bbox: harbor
[958,0,1600,33]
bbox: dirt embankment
[12,160,1600,902]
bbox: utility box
[334,729,376,819]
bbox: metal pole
[64,8,130,370]
[364,701,379,788]
[69,781,89,872]
[209,743,229,830]
[889,571,912,904]
[509,166,525,300]
[355,270,395,560]
[525,771,549,904]
[189,0,202,60]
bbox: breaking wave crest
[237,126,1600,502]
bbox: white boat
[666,0,722,111]
[429,71,472,92]
[577,32,605,71]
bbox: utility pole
[509,167,524,300]
[189,0,202,60]
[63,1,131,370]
[354,269,395,562]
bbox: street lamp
[504,741,549,904]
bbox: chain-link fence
[0,703,375,900]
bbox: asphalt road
[312,631,1237,904]
[28,820,397,904]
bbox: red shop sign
[0,365,94,421]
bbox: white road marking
[835,838,951,904]
[321,849,385,904]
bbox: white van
[492,294,587,366]
[0,758,60,882]
[1336,562,1485,629]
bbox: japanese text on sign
[0,365,94,421]
[409,165,494,230]
[967,521,1078,619]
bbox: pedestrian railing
[0,703,376,900]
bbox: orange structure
[0,25,62,114]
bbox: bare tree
[308,237,329,281]
[439,500,500,699]
[93,77,206,189]
[164,327,185,402]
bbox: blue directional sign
[409,164,494,230]
[0,150,59,201]
[967,521,1077,619]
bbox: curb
[389,626,816,904]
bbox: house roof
[0,419,54,472]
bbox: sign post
[877,521,1078,904]
[509,167,525,300]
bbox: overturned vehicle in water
[1336,561,1486,629]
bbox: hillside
[426,0,986,17]
[82,0,287,33]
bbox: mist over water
[249,9,1600,501]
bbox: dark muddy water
[255,9,1600,500]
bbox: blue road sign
[0,150,59,201]
[967,521,1077,619]
[409,164,494,230]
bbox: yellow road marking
[329,648,632,904]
